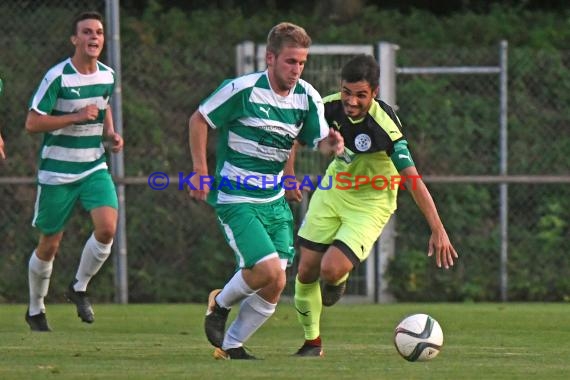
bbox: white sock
[28,251,53,315]
[74,233,112,292]
[216,270,256,309]
[223,293,276,350]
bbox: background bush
[1,1,569,302]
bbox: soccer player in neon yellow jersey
[293,54,458,357]
[24,11,123,332]
[188,22,344,360]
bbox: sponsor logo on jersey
[259,106,270,118]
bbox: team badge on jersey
[354,134,372,152]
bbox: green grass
[1,303,568,379]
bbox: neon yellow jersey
[320,93,414,211]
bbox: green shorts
[297,187,393,264]
[32,170,118,235]
[215,197,295,269]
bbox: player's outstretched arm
[400,166,458,269]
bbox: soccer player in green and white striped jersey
[24,11,123,332]
[189,22,344,360]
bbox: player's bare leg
[320,246,353,306]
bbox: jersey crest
[354,133,372,152]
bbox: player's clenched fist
[78,104,99,121]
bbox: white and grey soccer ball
[394,313,444,362]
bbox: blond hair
[266,22,311,55]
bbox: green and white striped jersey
[199,71,328,204]
[29,58,115,185]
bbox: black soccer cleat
[65,280,95,323]
[25,309,51,332]
[294,342,324,357]
[204,289,230,348]
[213,346,257,360]
[321,280,347,307]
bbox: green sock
[294,276,322,340]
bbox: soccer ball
[394,313,443,362]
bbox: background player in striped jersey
[188,22,344,359]
[24,11,123,332]
[293,54,458,356]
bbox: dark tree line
[122,0,570,16]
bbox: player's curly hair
[341,54,380,89]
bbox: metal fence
[237,40,511,302]
[1,1,570,304]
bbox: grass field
[1,302,568,379]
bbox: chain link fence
[1,1,569,303]
[392,45,570,302]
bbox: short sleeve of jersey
[296,85,328,149]
[199,79,243,129]
[390,139,416,171]
[29,72,62,115]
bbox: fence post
[373,42,399,303]
[106,0,128,304]
[236,41,255,75]
[499,40,509,302]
